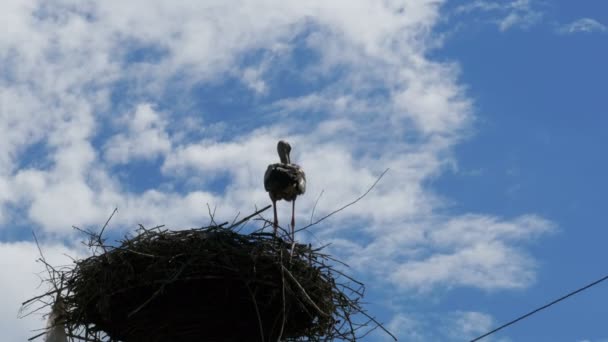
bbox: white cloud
[499,0,542,31]
[241,67,268,94]
[454,0,543,32]
[391,240,535,290]
[498,11,540,32]
[0,241,79,341]
[430,214,553,248]
[385,310,495,341]
[447,311,494,338]
[387,313,426,342]
[393,61,472,135]
[455,1,502,13]
[332,214,554,292]
[558,18,607,35]
[103,103,171,164]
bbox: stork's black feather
[264,163,306,201]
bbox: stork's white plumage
[45,296,68,342]
[264,140,306,239]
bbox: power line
[470,273,608,342]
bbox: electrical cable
[470,273,608,342]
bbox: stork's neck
[279,151,290,164]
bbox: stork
[264,140,306,239]
[45,295,68,342]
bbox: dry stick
[344,308,356,340]
[20,232,55,312]
[287,168,398,342]
[228,204,272,230]
[21,233,65,316]
[310,189,325,224]
[66,332,99,342]
[343,297,397,341]
[281,265,329,317]
[296,168,389,233]
[289,235,297,263]
[27,331,47,341]
[21,251,64,341]
[360,311,397,341]
[127,261,190,318]
[19,299,56,320]
[277,248,287,342]
[98,207,118,241]
[245,283,265,342]
[206,203,217,226]
[21,289,64,307]
[230,211,241,227]
[72,225,95,238]
[252,218,290,237]
[116,248,157,258]
[31,232,46,264]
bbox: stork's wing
[295,165,306,195]
[264,164,275,191]
[264,163,306,196]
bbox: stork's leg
[291,198,296,241]
[272,198,278,235]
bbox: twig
[66,333,99,342]
[296,168,389,233]
[245,283,265,342]
[21,288,65,307]
[127,261,190,318]
[281,265,329,317]
[98,208,118,242]
[357,311,398,341]
[31,231,46,264]
[27,331,47,341]
[230,211,241,227]
[310,190,325,224]
[206,203,217,226]
[277,248,287,342]
[19,301,54,319]
[228,205,272,230]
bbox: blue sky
[1,1,607,341]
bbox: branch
[296,168,389,233]
[228,205,271,230]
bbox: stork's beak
[286,150,291,164]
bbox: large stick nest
[22,207,393,341]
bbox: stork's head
[277,140,291,164]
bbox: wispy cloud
[103,103,171,164]
[350,214,555,292]
[454,0,543,31]
[384,311,495,341]
[558,18,608,35]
